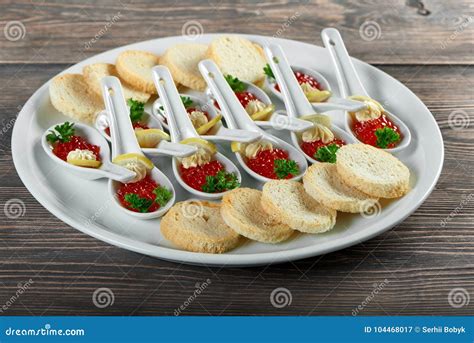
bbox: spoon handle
[198,60,257,132]
[99,161,137,182]
[206,127,262,143]
[321,28,369,97]
[255,113,314,132]
[148,140,198,157]
[100,76,142,159]
[311,96,367,112]
[152,66,198,141]
[264,44,314,117]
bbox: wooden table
[0,0,472,316]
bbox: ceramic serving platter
[11,34,443,267]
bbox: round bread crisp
[261,180,336,234]
[221,188,294,243]
[160,43,208,91]
[116,50,160,94]
[83,63,151,103]
[303,163,379,213]
[49,73,103,124]
[206,35,266,84]
[161,201,241,254]
[336,144,410,198]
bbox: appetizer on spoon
[321,28,411,152]
[101,76,175,219]
[152,66,251,199]
[199,59,308,182]
[264,44,355,164]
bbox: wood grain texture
[0,62,472,315]
[0,0,473,64]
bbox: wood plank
[0,0,473,64]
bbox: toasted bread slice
[303,163,378,213]
[206,35,266,84]
[161,201,241,254]
[160,43,208,91]
[261,180,337,234]
[49,73,103,124]
[116,50,160,94]
[83,63,151,103]
[221,188,294,243]
[336,144,410,198]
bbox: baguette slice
[160,43,208,91]
[221,188,294,243]
[161,201,241,254]
[336,144,410,198]
[303,163,378,213]
[116,50,160,94]
[49,73,103,124]
[206,35,266,84]
[262,180,337,234]
[83,63,151,103]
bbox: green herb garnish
[263,64,275,80]
[224,74,246,92]
[46,122,75,143]
[315,144,340,163]
[153,186,172,207]
[274,159,299,179]
[202,170,240,193]
[127,99,145,123]
[124,193,153,213]
[180,96,193,108]
[375,127,400,149]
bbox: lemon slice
[67,158,101,168]
[250,104,275,121]
[180,137,217,154]
[196,114,222,135]
[135,128,170,148]
[231,142,242,153]
[112,153,154,170]
[299,114,332,128]
[305,90,332,102]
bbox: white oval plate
[12,34,443,267]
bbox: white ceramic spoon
[321,28,411,153]
[264,44,355,164]
[199,59,308,182]
[42,122,136,182]
[101,76,175,219]
[152,66,246,200]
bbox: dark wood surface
[0,0,473,316]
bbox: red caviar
[275,71,322,92]
[352,114,401,148]
[53,136,101,162]
[301,138,346,159]
[117,175,161,213]
[180,160,224,191]
[247,148,294,179]
[214,91,258,110]
[105,122,148,136]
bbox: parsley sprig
[202,170,240,193]
[153,186,173,207]
[180,96,193,108]
[127,99,145,123]
[263,64,275,80]
[124,193,153,213]
[224,75,246,92]
[375,127,400,149]
[315,144,340,163]
[274,159,299,179]
[46,122,75,143]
